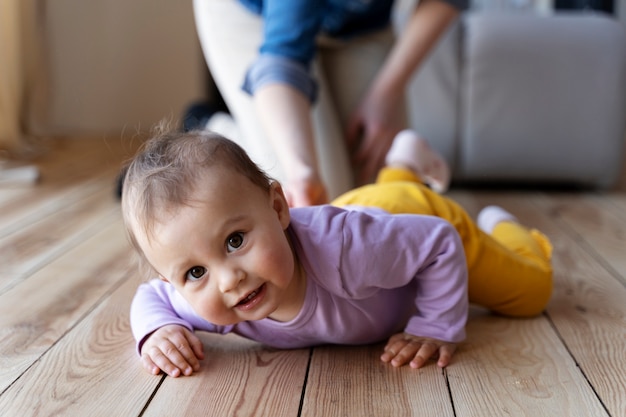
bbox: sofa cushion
[460,13,626,187]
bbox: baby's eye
[186,266,206,281]
[226,232,244,252]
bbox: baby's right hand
[140,324,205,377]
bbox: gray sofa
[407,11,626,188]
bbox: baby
[122,129,553,377]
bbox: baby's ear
[269,181,290,228]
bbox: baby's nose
[217,267,244,293]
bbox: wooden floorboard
[456,191,625,416]
[530,194,626,416]
[0,218,134,393]
[301,344,454,417]
[451,311,607,417]
[0,187,120,291]
[1,137,624,417]
[142,333,310,417]
[0,272,159,416]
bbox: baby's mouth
[236,284,266,310]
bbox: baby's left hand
[380,333,457,369]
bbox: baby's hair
[121,127,273,277]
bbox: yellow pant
[332,168,553,317]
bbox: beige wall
[38,0,208,136]
[0,0,22,149]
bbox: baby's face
[136,165,303,325]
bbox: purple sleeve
[129,280,221,355]
[401,219,469,343]
[340,211,469,342]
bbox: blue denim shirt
[239,0,467,102]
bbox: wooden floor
[1,137,625,417]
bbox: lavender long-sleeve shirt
[130,206,468,353]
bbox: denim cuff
[242,54,318,103]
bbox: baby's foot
[477,206,518,234]
[385,129,450,193]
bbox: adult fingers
[345,116,363,149]
[354,136,391,184]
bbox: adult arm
[347,0,460,183]
[244,0,328,207]
[254,83,327,207]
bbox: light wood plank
[537,192,626,286]
[0,217,133,392]
[142,333,310,417]
[0,136,136,238]
[0,272,159,416]
[0,174,116,238]
[530,193,626,416]
[0,187,120,292]
[0,186,33,204]
[301,343,454,416]
[457,191,626,416]
[450,309,608,417]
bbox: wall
[0,0,23,149]
[39,0,208,136]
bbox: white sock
[477,206,518,234]
[385,129,450,193]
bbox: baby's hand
[380,333,457,369]
[140,324,205,377]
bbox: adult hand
[380,332,457,369]
[283,175,328,208]
[140,324,205,377]
[346,88,405,185]
[345,0,459,185]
